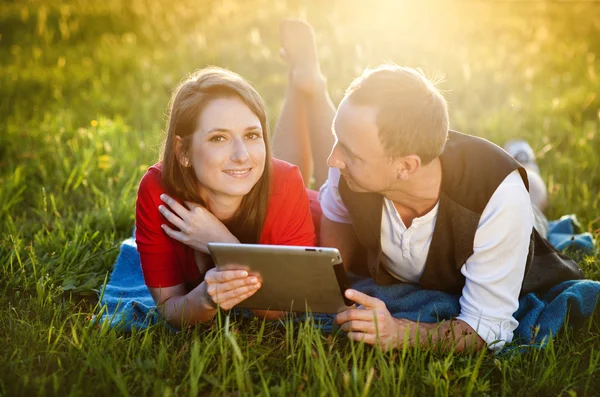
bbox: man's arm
[455,170,533,350]
[406,318,486,352]
[336,289,485,352]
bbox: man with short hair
[322,65,533,352]
[273,20,583,352]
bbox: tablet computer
[207,243,353,314]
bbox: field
[1,0,600,395]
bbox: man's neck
[384,157,442,218]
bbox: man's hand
[336,289,487,352]
[158,194,239,253]
[335,289,405,351]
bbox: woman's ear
[174,135,190,167]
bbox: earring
[184,158,190,167]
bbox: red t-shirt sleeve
[135,166,186,288]
[262,160,317,246]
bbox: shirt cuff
[456,311,516,352]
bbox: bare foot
[279,19,326,95]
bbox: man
[319,65,582,352]
[272,19,583,352]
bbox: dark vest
[339,130,584,295]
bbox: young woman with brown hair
[135,67,317,328]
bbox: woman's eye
[246,132,262,140]
[210,135,226,142]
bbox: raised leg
[272,77,313,185]
[272,19,336,188]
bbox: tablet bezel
[207,243,353,314]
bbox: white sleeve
[317,167,352,224]
[456,169,533,351]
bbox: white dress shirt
[318,167,533,350]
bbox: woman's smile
[223,167,253,178]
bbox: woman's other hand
[158,193,239,252]
[203,268,261,310]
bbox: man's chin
[345,178,367,193]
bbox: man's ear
[395,155,421,180]
[174,135,190,167]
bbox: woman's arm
[149,268,262,329]
[149,282,217,328]
[157,195,281,320]
[136,169,260,326]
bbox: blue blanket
[97,216,598,349]
[547,215,595,254]
[96,237,162,330]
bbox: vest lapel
[419,192,478,293]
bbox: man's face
[328,97,397,193]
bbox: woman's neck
[199,190,243,222]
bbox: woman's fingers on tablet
[204,268,262,308]
[246,271,263,284]
[205,270,258,289]
[208,282,261,303]
[214,283,261,309]
[215,276,259,294]
[205,268,249,283]
[224,288,261,309]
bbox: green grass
[1,0,599,395]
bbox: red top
[135,158,317,288]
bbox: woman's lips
[223,168,252,178]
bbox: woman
[135,67,317,329]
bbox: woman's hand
[203,268,262,310]
[158,194,239,253]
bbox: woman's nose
[231,138,250,163]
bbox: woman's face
[186,96,266,204]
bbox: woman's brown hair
[160,67,271,244]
